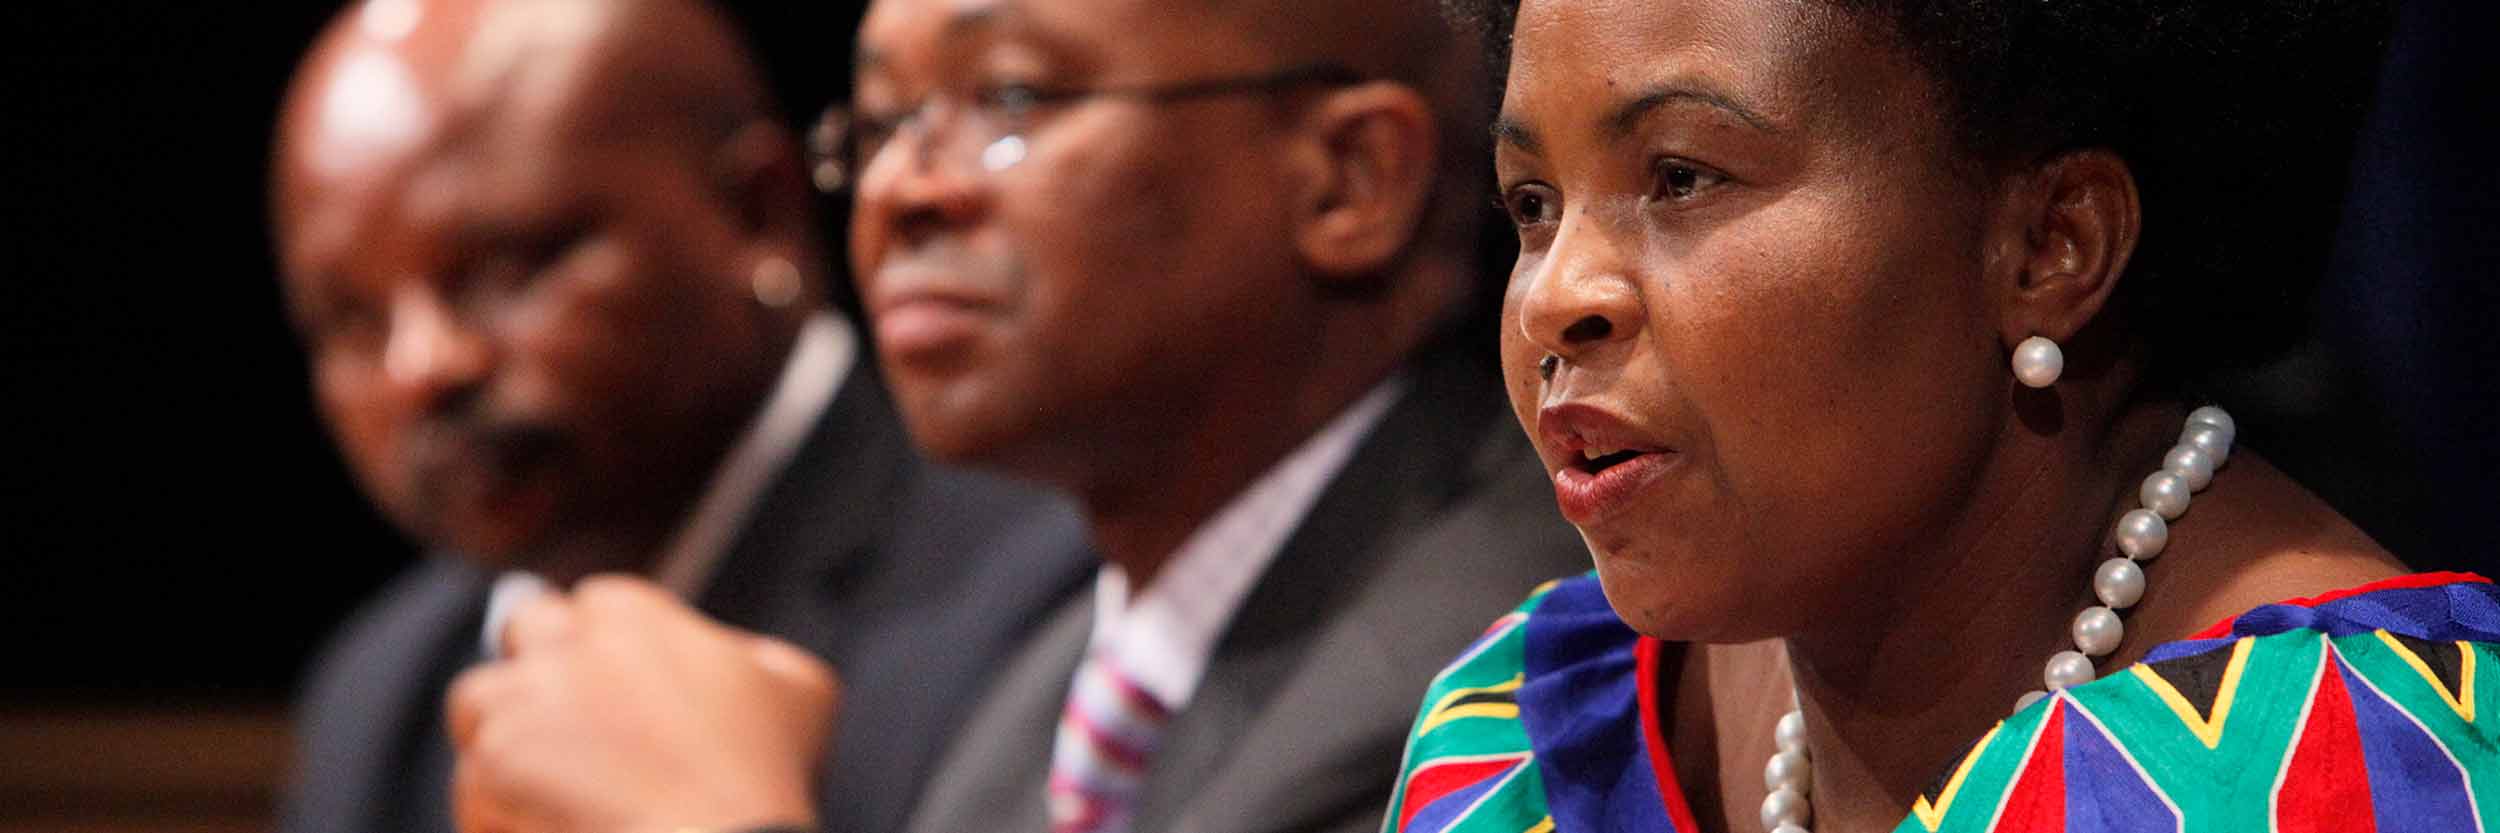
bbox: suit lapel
[903,586,1097,833]
[284,560,490,833]
[1132,349,1512,833]
[694,372,913,657]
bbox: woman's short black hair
[1446,0,2394,386]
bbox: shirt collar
[649,311,857,596]
[481,311,856,658]
[1087,376,1406,710]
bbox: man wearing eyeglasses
[447,1,1585,832]
[269,2,1093,833]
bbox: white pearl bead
[2115,509,2170,560]
[2187,406,2236,440]
[2072,605,2124,657]
[2181,424,2234,467]
[2015,690,2048,712]
[2094,557,2146,609]
[1765,750,1812,796]
[1774,710,1809,754]
[2012,336,2064,388]
[1761,787,1811,829]
[1773,826,1809,833]
[2139,471,2191,520]
[2163,444,2216,491]
[2044,650,2096,690]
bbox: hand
[446,574,838,833]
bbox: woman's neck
[1775,396,2186,830]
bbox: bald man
[440,0,1588,832]
[268,2,1088,832]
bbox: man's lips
[1537,402,1677,525]
[874,293,996,359]
[400,423,566,540]
[866,268,1008,361]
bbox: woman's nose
[1515,218,1644,365]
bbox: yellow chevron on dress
[1909,720,2003,832]
[1520,817,1554,833]
[1421,674,1525,734]
[2129,636,2254,749]
[2375,628,2478,723]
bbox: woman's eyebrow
[1607,83,1776,136]
[1492,115,1540,155]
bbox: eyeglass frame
[809,62,1367,193]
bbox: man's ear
[1995,148,2141,349]
[1286,82,1438,285]
[712,119,817,249]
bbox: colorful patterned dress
[1386,572,2500,833]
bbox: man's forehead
[857,0,1252,75]
[286,0,613,176]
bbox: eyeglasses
[809,62,1365,193]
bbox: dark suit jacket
[279,374,1095,833]
[901,347,1591,833]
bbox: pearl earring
[751,256,801,309]
[2012,336,2063,388]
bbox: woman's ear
[1997,149,2141,348]
[1285,81,1439,285]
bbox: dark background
[2,0,2493,707]
[2,1,866,704]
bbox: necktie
[1048,650,1172,833]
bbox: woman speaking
[1388,1,2494,831]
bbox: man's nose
[850,125,988,249]
[379,285,492,413]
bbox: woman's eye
[1501,185,1560,229]
[1652,159,1726,202]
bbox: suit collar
[285,559,492,833]
[693,358,916,647]
[656,312,858,595]
[1132,346,1514,829]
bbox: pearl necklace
[1758,406,2238,833]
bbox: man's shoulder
[298,557,492,701]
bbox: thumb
[748,636,840,711]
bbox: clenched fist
[446,575,838,833]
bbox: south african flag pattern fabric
[1385,571,2500,833]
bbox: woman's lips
[1536,402,1675,525]
[1551,451,1675,525]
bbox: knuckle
[572,573,659,611]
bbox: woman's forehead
[1501,0,1932,154]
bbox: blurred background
[2,2,860,830]
[0,0,2491,831]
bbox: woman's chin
[1588,551,1746,643]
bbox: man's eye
[323,302,385,354]
[1501,185,1560,229]
[971,82,1044,117]
[1652,158,1727,201]
[850,114,905,159]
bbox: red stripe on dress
[1993,704,2068,833]
[2186,571,2491,640]
[2275,653,2379,833]
[1635,637,1707,833]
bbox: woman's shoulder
[1895,571,2500,833]
[1390,573,1693,833]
